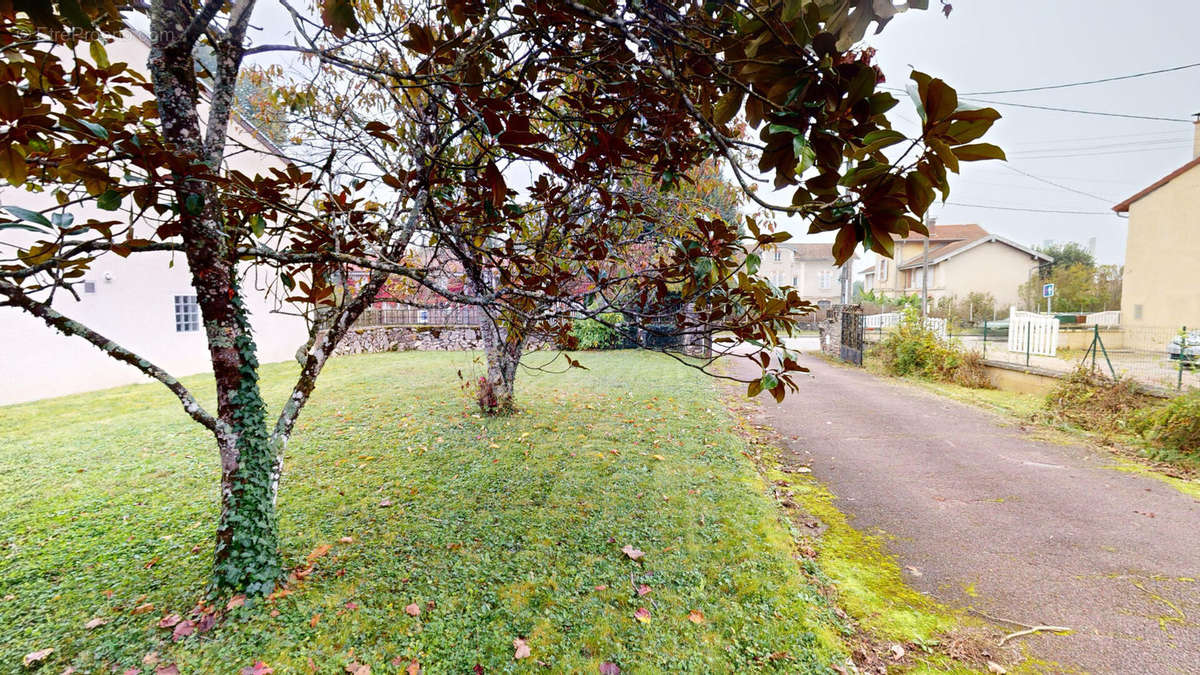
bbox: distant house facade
[1113,121,1200,329]
[0,31,308,405]
[860,223,1050,310]
[757,243,844,308]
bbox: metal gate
[840,309,864,366]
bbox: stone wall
[331,325,485,355]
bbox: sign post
[1042,282,1055,314]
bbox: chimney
[1194,113,1200,159]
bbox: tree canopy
[0,0,1003,595]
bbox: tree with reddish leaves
[0,0,1001,595]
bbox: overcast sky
[229,1,1199,269]
[774,0,1200,270]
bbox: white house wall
[0,32,308,405]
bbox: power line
[1003,130,1180,148]
[960,97,1193,123]
[1000,164,1113,202]
[945,201,1114,215]
[1007,138,1185,154]
[1006,145,1188,160]
[879,86,1192,123]
[960,61,1200,95]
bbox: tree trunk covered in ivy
[148,0,283,594]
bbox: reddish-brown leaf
[241,661,274,675]
[22,648,53,668]
[172,620,195,641]
[513,637,531,660]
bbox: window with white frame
[878,259,889,281]
[818,270,833,289]
[174,295,200,332]
[773,249,782,262]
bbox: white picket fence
[1083,310,1120,327]
[863,312,900,329]
[863,312,947,338]
[1008,308,1059,356]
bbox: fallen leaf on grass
[22,648,52,668]
[143,652,160,666]
[131,603,155,615]
[513,637,531,660]
[345,663,370,675]
[156,614,182,628]
[405,659,421,675]
[888,644,905,661]
[652,454,666,461]
[987,662,1007,674]
[472,664,483,674]
[310,613,321,628]
[594,585,608,591]
[156,665,181,675]
[378,499,392,508]
[405,603,421,617]
[620,545,644,561]
[172,620,196,641]
[634,607,651,623]
[307,544,332,562]
[227,595,247,610]
[339,536,354,544]
[84,616,109,629]
[636,584,651,597]
[241,661,274,675]
[344,601,359,611]
[687,609,705,624]
[599,662,620,674]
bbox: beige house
[757,243,845,307]
[0,31,308,405]
[1113,121,1200,329]
[861,223,1050,309]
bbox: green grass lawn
[0,351,854,673]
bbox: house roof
[778,242,836,260]
[860,264,876,275]
[896,229,1052,270]
[124,26,288,158]
[1112,154,1200,213]
[896,223,988,243]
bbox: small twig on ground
[998,625,1071,646]
[967,608,1035,629]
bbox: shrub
[570,313,623,350]
[1043,367,1148,436]
[952,348,992,389]
[1131,390,1200,463]
[872,309,990,387]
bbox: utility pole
[920,215,930,318]
[839,254,854,304]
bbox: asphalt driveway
[740,355,1200,674]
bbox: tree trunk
[206,290,282,595]
[480,317,525,415]
[148,0,281,596]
